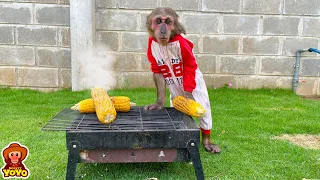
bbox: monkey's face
[151,15,174,46]
[9,151,21,164]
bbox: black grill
[43,107,190,132]
[42,107,204,180]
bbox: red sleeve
[179,36,197,93]
[147,37,161,73]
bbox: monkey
[2,143,28,172]
[144,7,221,153]
[3,151,26,170]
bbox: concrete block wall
[96,0,320,95]
[0,0,70,91]
[1,0,320,95]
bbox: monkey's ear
[175,21,186,35]
[145,13,154,37]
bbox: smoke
[79,44,116,90]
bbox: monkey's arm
[179,37,198,101]
[144,73,166,110]
[145,37,166,110]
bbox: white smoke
[79,45,116,90]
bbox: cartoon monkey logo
[1,142,30,179]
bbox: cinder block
[205,74,240,88]
[181,14,219,34]
[27,87,60,92]
[121,32,148,52]
[243,37,279,55]
[96,10,138,31]
[119,0,157,9]
[242,0,282,14]
[161,0,199,11]
[0,26,14,44]
[139,12,149,32]
[296,77,319,95]
[239,75,288,89]
[185,34,200,53]
[59,0,69,4]
[195,54,216,74]
[60,27,70,47]
[202,36,239,54]
[208,75,292,89]
[59,68,71,88]
[133,54,148,72]
[37,48,71,68]
[303,18,320,37]
[300,59,320,76]
[17,26,57,46]
[220,56,257,75]
[0,3,32,24]
[282,38,318,56]
[0,67,16,86]
[96,0,117,8]
[17,67,59,87]
[0,46,35,65]
[36,4,70,25]
[202,0,240,12]
[139,53,151,71]
[202,74,215,88]
[223,16,259,35]
[318,79,320,95]
[96,31,119,51]
[17,0,58,3]
[115,72,154,88]
[284,0,320,15]
[113,52,140,72]
[263,17,299,35]
[260,57,295,75]
[275,77,292,89]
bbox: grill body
[43,107,204,180]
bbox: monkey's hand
[183,91,195,100]
[144,101,164,110]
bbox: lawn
[0,87,319,180]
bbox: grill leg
[66,143,80,180]
[187,141,204,180]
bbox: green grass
[0,87,319,180]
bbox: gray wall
[1,0,320,95]
[0,0,70,91]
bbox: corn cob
[110,96,132,112]
[71,98,95,113]
[91,87,117,124]
[172,96,206,118]
[71,96,135,113]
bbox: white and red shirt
[147,34,213,131]
[147,34,199,97]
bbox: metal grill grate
[41,107,189,132]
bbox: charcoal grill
[42,107,204,180]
